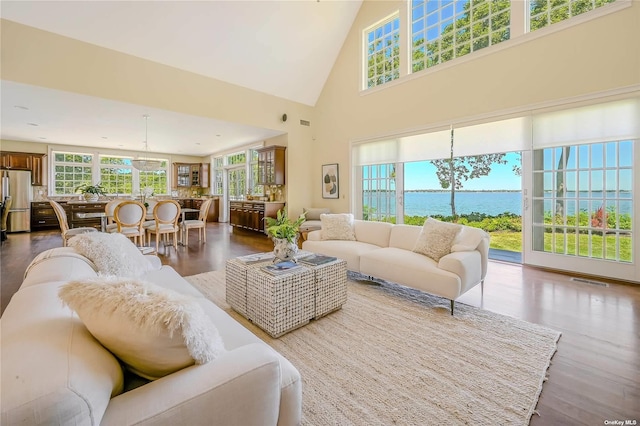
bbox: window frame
[49,148,170,197]
[360,0,629,96]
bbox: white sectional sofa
[302,217,490,314]
[1,246,302,426]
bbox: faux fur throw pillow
[59,277,226,380]
[69,232,150,277]
[413,217,462,262]
[320,213,356,241]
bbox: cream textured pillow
[69,232,151,277]
[413,218,462,262]
[320,213,356,241]
[59,277,226,380]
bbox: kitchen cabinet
[173,163,210,188]
[30,154,45,185]
[256,146,285,186]
[0,152,46,185]
[31,201,61,230]
[65,201,107,230]
[1,152,32,170]
[229,201,285,234]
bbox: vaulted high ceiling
[1,0,362,156]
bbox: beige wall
[3,3,639,216]
[1,19,315,216]
[313,0,640,213]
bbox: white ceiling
[0,0,362,156]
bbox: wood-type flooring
[1,224,638,425]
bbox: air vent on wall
[570,277,609,287]
[300,119,310,126]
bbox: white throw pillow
[451,226,487,252]
[68,232,151,277]
[320,213,356,241]
[413,217,461,262]
[59,277,226,380]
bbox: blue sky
[404,152,522,191]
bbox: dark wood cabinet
[1,152,32,170]
[173,163,210,188]
[229,201,284,234]
[31,201,61,230]
[66,202,107,230]
[1,152,46,185]
[256,146,285,186]
[30,154,45,185]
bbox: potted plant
[264,208,306,262]
[75,182,106,202]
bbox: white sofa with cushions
[299,207,331,234]
[302,214,490,314]
[1,233,301,426]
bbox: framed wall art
[322,164,339,199]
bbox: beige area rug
[185,270,561,426]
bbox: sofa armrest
[143,254,162,271]
[306,230,322,241]
[101,343,282,426]
[438,250,482,293]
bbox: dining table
[75,211,109,232]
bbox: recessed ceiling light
[14,105,29,110]
[216,134,221,137]
[39,137,47,140]
[195,142,201,145]
[102,136,108,139]
[27,123,38,126]
[118,144,124,147]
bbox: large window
[529,0,617,31]
[99,156,133,195]
[52,152,93,195]
[51,150,169,196]
[362,164,397,222]
[139,162,169,196]
[363,0,622,89]
[411,0,510,72]
[365,14,400,89]
[212,156,224,196]
[532,141,633,262]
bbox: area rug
[185,270,561,426]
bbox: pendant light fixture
[132,114,162,172]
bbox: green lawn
[489,231,632,262]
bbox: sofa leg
[450,300,454,315]
[481,279,485,295]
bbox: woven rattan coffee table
[225,254,347,338]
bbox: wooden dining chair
[49,200,98,246]
[109,200,146,246]
[143,200,181,253]
[182,198,213,246]
[104,199,125,233]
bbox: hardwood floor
[1,224,638,425]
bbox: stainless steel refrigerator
[1,170,32,232]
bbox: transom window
[365,14,400,89]
[363,0,621,89]
[411,0,510,72]
[529,0,617,31]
